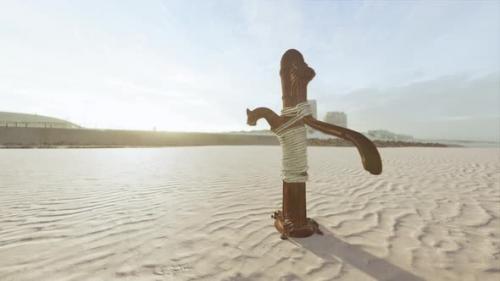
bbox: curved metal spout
[304,116,382,175]
[246,107,284,131]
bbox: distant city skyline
[1,1,499,141]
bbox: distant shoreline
[308,138,457,148]
[0,143,455,148]
[0,128,459,149]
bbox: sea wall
[0,128,279,147]
[0,128,456,148]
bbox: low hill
[0,112,80,128]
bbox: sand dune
[0,147,499,280]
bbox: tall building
[307,100,317,134]
[324,111,347,128]
[307,100,317,119]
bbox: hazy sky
[1,0,499,141]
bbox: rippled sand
[0,147,499,281]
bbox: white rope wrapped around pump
[273,102,312,183]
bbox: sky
[1,0,499,141]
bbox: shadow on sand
[291,227,424,281]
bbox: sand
[0,147,499,281]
